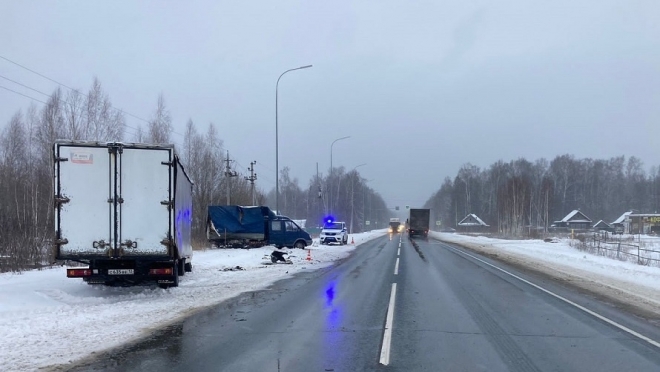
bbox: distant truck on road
[389,218,402,234]
[207,206,312,249]
[53,141,193,288]
[408,208,430,238]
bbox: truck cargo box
[53,141,193,287]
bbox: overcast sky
[2,1,659,208]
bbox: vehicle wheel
[185,262,192,272]
[178,258,185,276]
[171,263,179,287]
[294,241,306,249]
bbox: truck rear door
[55,144,112,257]
[119,147,171,256]
[55,143,172,259]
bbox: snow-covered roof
[593,220,611,228]
[458,213,489,227]
[561,210,592,223]
[612,211,633,224]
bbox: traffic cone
[351,237,355,245]
[306,249,312,261]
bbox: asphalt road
[69,235,660,371]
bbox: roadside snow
[0,231,385,372]
[431,232,660,318]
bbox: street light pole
[329,136,350,216]
[276,64,312,214]
[363,179,374,231]
[350,163,366,234]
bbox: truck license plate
[108,269,134,275]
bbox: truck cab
[320,221,348,245]
[388,218,402,234]
[268,217,313,249]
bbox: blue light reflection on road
[324,280,343,366]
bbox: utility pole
[317,162,324,218]
[224,151,239,205]
[245,161,257,205]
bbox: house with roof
[551,210,592,231]
[457,213,489,232]
[611,211,633,234]
[593,220,613,232]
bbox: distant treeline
[265,166,391,232]
[424,155,660,236]
[0,78,390,272]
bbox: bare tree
[84,78,125,141]
[146,94,172,144]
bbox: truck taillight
[67,269,92,277]
[149,268,173,275]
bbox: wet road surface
[68,235,660,371]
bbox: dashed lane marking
[379,283,397,365]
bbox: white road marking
[379,283,397,365]
[445,244,660,350]
[397,248,400,256]
[394,257,400,275]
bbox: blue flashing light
[324,215,335,224]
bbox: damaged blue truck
[207,206,312,249]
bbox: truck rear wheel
[172,265,179,287]
[185,262,192,272]
[294,241,306,249]
[178,259,185,276]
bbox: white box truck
[53,141,193,288]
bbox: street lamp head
[299,65,313,69]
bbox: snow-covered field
[431,232,660,319]
[0,231,385,372]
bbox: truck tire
[185,262,192,272]
[294,241,306,249]
[171,265,179,288]
[178,258,185,276]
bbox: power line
[0,54,185,138]
[0,55,77,91]
[0,85,48,105]
[0,74,140,137]
[0,84,140,138]
[0,74,52,98]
